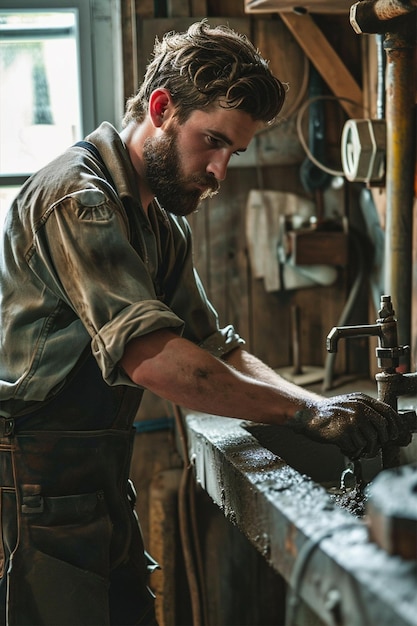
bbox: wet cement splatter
[327,485,368,517]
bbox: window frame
[0,0,123,189]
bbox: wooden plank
[279,12,364,119]
[209,0,247,16]
[204,172,252,339]
[165,0,207,17]
[294,282,347,370]
[289,230,348,266]
[189,169,258,353]
[190,0,207,16]
[167,0,190,17]
[413,196,417,371]
[253,18,308,120]
[245,0,352,13]
[121,0,138,100]
[135,0,154,18]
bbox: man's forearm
[223,347,323,405]
[121,332,413,458]
[121,331,312,424]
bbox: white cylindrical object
[341,118,386,183]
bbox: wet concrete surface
[184,396,417,626]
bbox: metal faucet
[327,295,417,468]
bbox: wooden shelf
[245,0,352,13]
[288,230,349,266]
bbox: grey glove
[287,392,415,459]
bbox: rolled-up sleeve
[92,301,184,384]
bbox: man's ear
[149,89,174,127]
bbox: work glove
[287,392,416,459]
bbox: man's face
[143,125,219,217]
[143,105,261,216]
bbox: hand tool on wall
[299,62,332,200]
[276,304,325,385]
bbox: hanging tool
[276,305,325,385]
[299,63,333,198]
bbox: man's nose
[207,154,230,181]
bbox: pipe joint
[350,0,417,35]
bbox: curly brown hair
[123,20,286,127]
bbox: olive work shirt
[0,122,244,419]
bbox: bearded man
[0,20,413,626]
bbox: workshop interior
[0,0,416,624]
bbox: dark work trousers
[0,352,158,626]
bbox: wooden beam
[280,12,364,119]
[167,0,190,17]
[166,0,208,17]
[190,0,207,16]
[245,0,352,12]
[136,0,154,18]
[121,0,138,100]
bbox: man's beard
[143,129,220,216]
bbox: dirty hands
[287,393,414,459]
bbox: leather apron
[0,352,157,626]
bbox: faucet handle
[376,344,410,370]
[378,294,396,321]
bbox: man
[0,20,412,626]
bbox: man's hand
[287,393,415,459]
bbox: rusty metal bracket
[350,0,417,34]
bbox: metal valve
[327,295,417,468]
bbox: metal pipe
[376,370,417,467]
[376,33,386,119]
[350,0,417,33]
[326,295,414,468]
[384,20,416,369]
[349,5,416,370]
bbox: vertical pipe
[384,20,416,370]
[376,33,386,119]
[376,371,402,467]
[291,305,302,376]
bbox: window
[0,0,123,222]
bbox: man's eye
[233,150,242,157]
[207,136,220,147]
